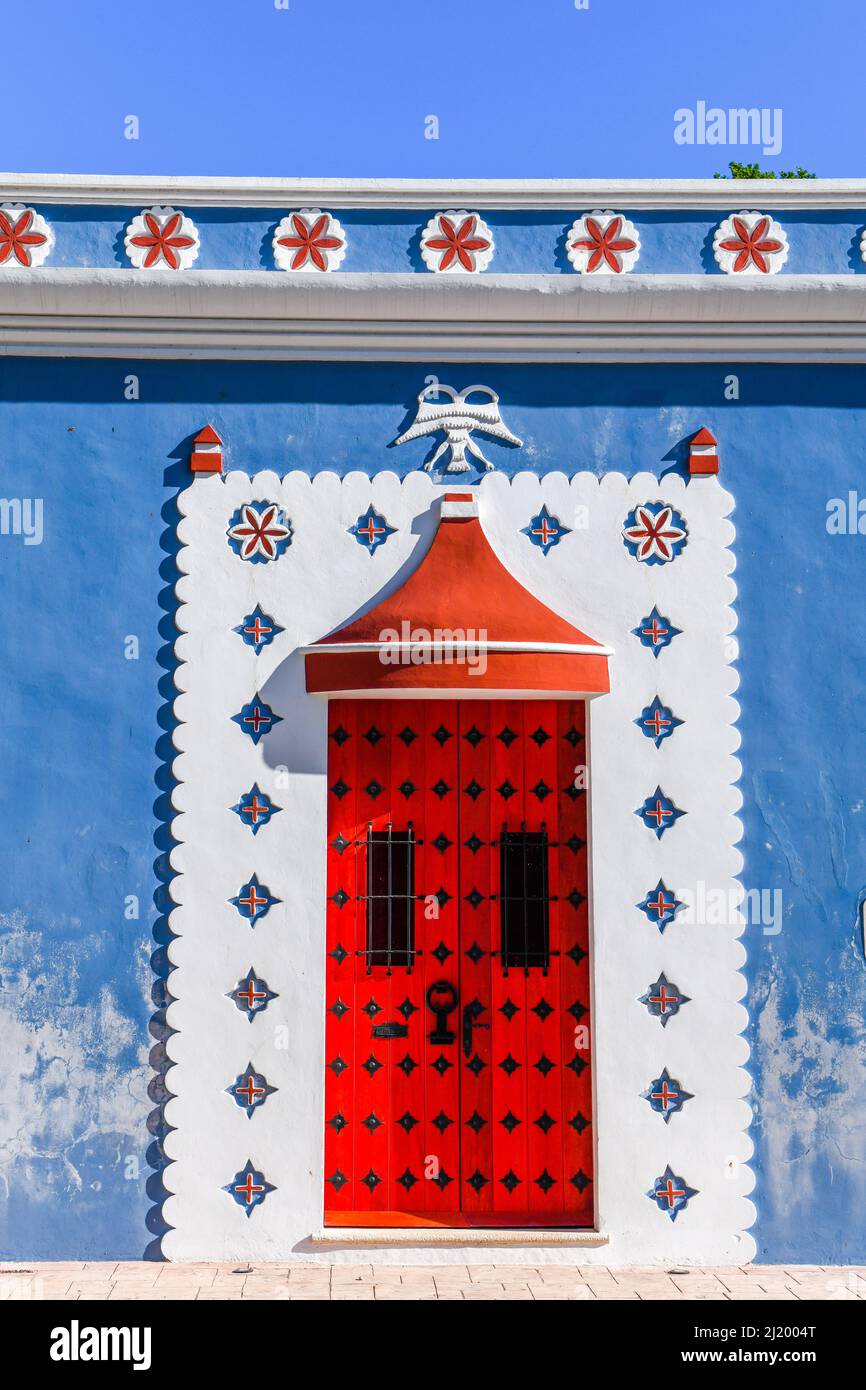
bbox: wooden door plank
[523,700,565,1213]
[387,700,428,1211]
[352,699,392,1212]
[420,700,461,1212]
[324,700,358,1215]
[488,699,529,1212]
[558,700,594,1223]
[457,700,494,1213]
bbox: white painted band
[302,640,615,656]
[307,687,611,701]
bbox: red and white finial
[688,427,718,476]
[190,424,224,474]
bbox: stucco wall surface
[0,359,864,1261]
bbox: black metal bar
[362,822,416,972]
[500,821,509,977]
[495,824,554,973]
[386,819,393,975]
[521,818,529,977]
[540,821,549,974]
[365,820,373,974]
[407,821,415,972]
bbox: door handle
[462,999,489,1058]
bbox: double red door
[324,698,593,1227]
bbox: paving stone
[375,1289,438,1299]
[11,1260,863,1300]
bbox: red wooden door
[324,698,593,1227]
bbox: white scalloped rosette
[124,206,201,271]
[566,209,641,275]
[713,210,788,275]
[419,210,495,274]
[0,204,54,269]
[859,227,866,266]
[272,209,347,272]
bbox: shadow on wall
[259,651,328,779]
[145,446,192,1259]
[254,501,441,773]
[145,451,344,1256]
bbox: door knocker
[426,980,458,1045]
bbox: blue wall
[1,358,865,1260]
[26,205,866,275]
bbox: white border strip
[164,469,754,1264]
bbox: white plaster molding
[1,171,864,209]
[566,211,641,276]
[419,211,495,274]
[713,211,789,276]
[0,204,54,269]
[2,270,866,361]
[272,210,347,273]
[124,207,200,271]
[391,382,522,470]
[164,469,754,1264]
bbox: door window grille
[498,824,553,972]
[364,823,415,971]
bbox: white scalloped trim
[566,210,641,275]
[713,210,789,275]
[0,204,54,269]
[124,206,200,271]
[163,469,754,1262]
[419,210,495,274]
[272,209,347,273]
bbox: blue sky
[3,0,861,178]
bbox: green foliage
[714,161,817,179]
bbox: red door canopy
[304,494,612,697]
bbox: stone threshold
[308,1228,610,1248]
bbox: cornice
[1,270,865,361]
[1,173,865,210]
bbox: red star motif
[0,209,49,267]
[227,505,292,561]
[718,216,784,274]
[571,215,637,273]
[426,214,491,272]
[277,213,344,271]
[623,506,687,562]
[129,212,196,269]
